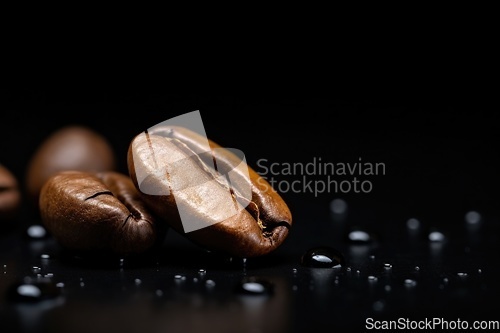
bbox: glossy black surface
[1,91,499,332]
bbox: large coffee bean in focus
[127,125,292,258]
[0,164,21,221]
[39,171,165,255]
[26,125,117,206]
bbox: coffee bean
[26,126,117,206]
[0,164,21,221]
[127,125,292,258]
[39,170,165,255]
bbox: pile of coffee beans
[2,124,292,259]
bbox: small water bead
[300,246,346,268]
[415,266,420,271]
[292,268,297,274]
[384,285,391,292]
[155,290,163,297]
[198,269,206,274]
[32,266,42,273]
[56,282,65,288]
[347,229,373,243]
[428,231,446,242]
[369,255,375,260]
[383,263,392,269]
[174,275,186,281]
[404,279,417,287]
[368,276,378,282]
[8,280,61,302]
[205,280,216,287]
[26,225,47,239]
[373,300,385,312]
[235,277,274,295]
[478,269,482,274]
[330,198,348,215]
[457,272,468,278]
[465,211,481,224]
[406,218,420,230]
[40,254,51,259]
[134,279,142,286]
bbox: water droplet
[205,280,216,287]
[384,285,391,292]
[404,279,417,287]
[80,282,85,287]
[134,279,142,286]
[119,258,125,266]
[56,282,64,288]
[383,263,392,269]
[478,269,482,274]
[174,275,186,281]
[346,267,352,272]
[292,285,298,291]
[193,278,198,282]
[330,198,347,214]
[8,280,61,302]
[368,276,378,282]
[457,272,468,278]
[32,266,41,273]
[347,229,373,243]
[198,269,206,274]
[26,225,47,239]
[40,254,50,259]
[428,231,446,242]
[155,289,163,297]
[369,255,375,260]
[465,211,481,224]
[406,218,420,230]
[44,273,54,278]
[300,246,346,268]
[415,266,420,271]
[443,278,449,283]
[373,300,385,312]
[235,277,273,295]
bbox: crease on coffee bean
[169,137,274,232]
[148,132,289,239]
[84,191,114,201]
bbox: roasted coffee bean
[39,171,165,255]
[0,164,21,221]
[127,125,292,258]
[26,125,117,206]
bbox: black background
[1,87,499,332]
